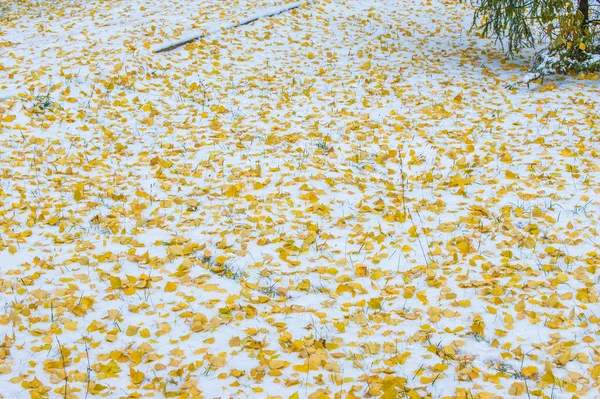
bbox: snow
[0,90,19,101]
[0,0,599,398]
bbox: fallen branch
[153,1,307,53]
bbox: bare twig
[56,337,68,399]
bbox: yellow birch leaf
[333,321,346,332]
[269,359,288,369]
[524,236,535,249]
[470,316,485,336]
[0,365,13,374]
[164,281,177,292]
[293,364,309,373]
[126,326,139,336]
[541,371,556,384]
[589,364,600,379]
[64,321,78,331]
[556,349,571,366]
[130,367,144,384]
[514,300,525,312]
[408,225,418,237]
[109,276,122,289]
[416,290,428,305]
[298,279,311,291]
[130,351,143,365]
[509,383,525,395]
[355,264,368,277]
[521,366,538,377]
[505,170,518,179]
[215,255,227,264]
[407,390,421,399]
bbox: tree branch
[154,2,307,53]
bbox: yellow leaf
[416,290,428,305]
[359,60,372,70]
[74,190,82,201]
[64,321,78,331]
[556,349,571,366]
[355,264,368,277]
[3,115,15,122]
[408,225,418,237]
[224,184,241,198]
[565,383,577,392]
[164,281,177,292]
[333,321,346,332]
[8,245,17,255]
[130,351,143,365]
[589,364,600,379]
[215,255,227,264]
[433,363,449,372]
[230,369,245,377]
[293,364,309,373]
[524,236,535,249]
[470,315,485,336]
[60,347,71,358]
[541,371,556,384]
[561,148,573,157]
[289,393,299,399]
[130,367,145,384]
[109,276,122,289]
[126,326,139,336]
[298,279,311,291]
[89,382,107,394]
[407,390,421,399]
[269,359,288,370]
[521,366,538,377]
[514,300,525,312]
[508,383,525,395]
[505,170,518,179]
[368,298,382,310]
[579,42,586,51]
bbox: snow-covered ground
[1,0,599,398]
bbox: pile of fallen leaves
[0,0,599,398]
